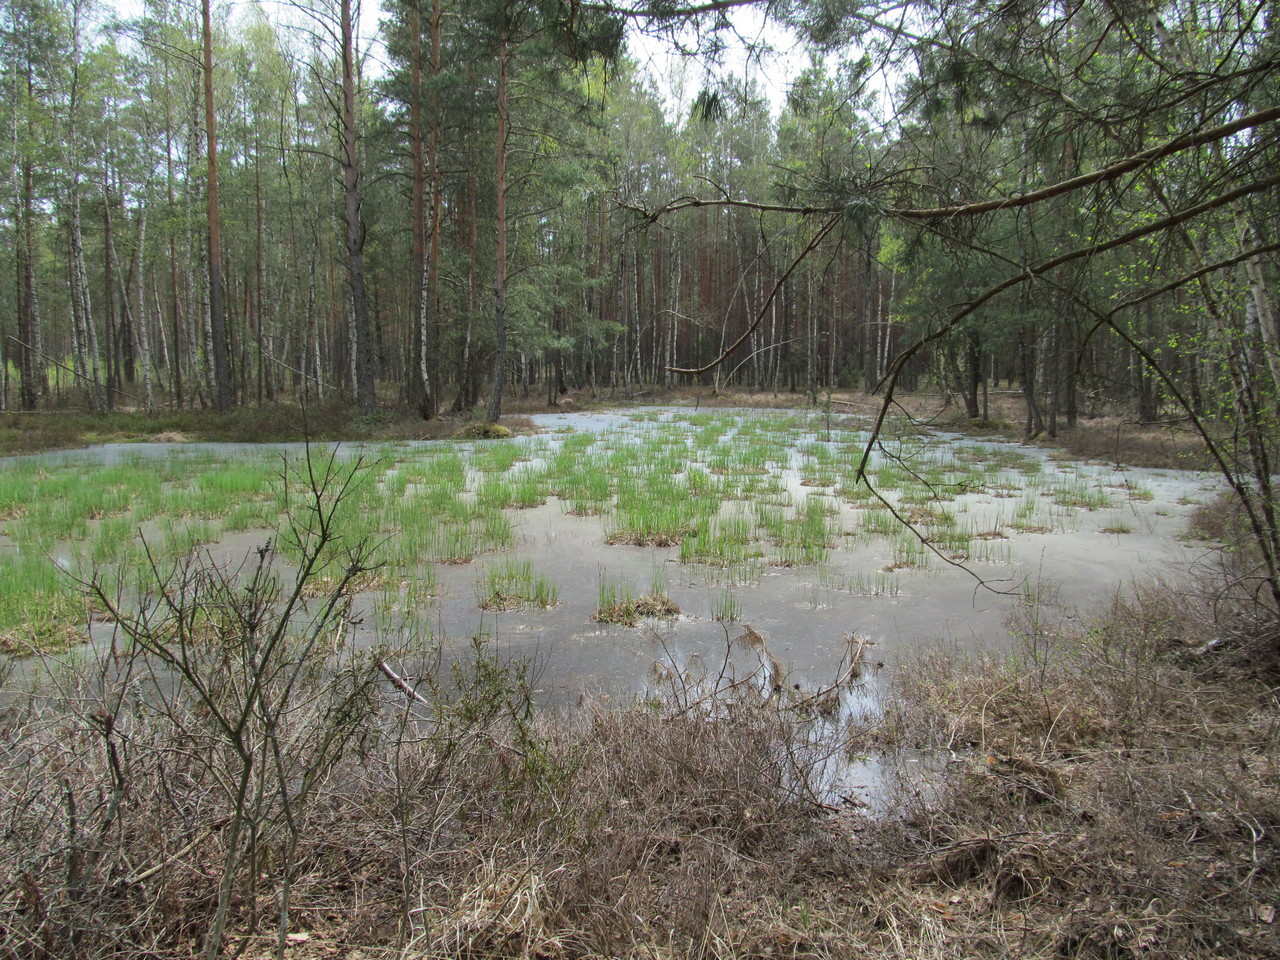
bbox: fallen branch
[121,818,230,887]
[379,661,432,707]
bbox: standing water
[1,407,1214,706]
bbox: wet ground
[379,410,1213,703]
[5,407,1219,808]
[24,410,1206,692]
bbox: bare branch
[856,170,1280,481]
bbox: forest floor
[0,385,1216,471]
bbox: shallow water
[12,409,1216,706]
[375,411,1215,704]
[5,408,1218,809]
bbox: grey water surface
[21,408,1217,705]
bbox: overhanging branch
[622,104,1280,225]
[855,170,1280,481]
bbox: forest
[7,0,1280,600]
[0,0,1274,425]
[2,1,1280,957]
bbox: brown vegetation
[3,569,1276,959]
[590,592,681,626]
[1045,416,1215,470]
[0,405,539,455]
[0,387,1220,476]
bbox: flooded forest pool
[2,408,1216,712]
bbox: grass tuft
[477,559,559,610]
[591,580,681,626]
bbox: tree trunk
[342,0,376,413]
[104,172,121,407]
[1047,322,1061,439]
[485,30,510,424]
[407,0,432,417]
[1065,322,1078,428]
[425,0,443,414]
[163,67,183,408]
[1020,328,1044,439]
[452,163,479,413]
[963,328,981,419]
[203,0,231,411]
[133,203,154,412]
[254,145,265,404]
[70,190,107,411]
[1236,211,1280,397]
[17,150,42,409]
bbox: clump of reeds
[476,558,559,610]
[591,584,681,626]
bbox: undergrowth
[3,546,1276,959]
[870,583,1280,959]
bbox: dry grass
[591,593,681,626]
[876,390,1217,472]
[0,623,88,656]
[297,570,397,598]
[0,405,539,455]
[870,583,1280,959]
[604,530,691,547]
[6,579,1276,960]
[1048,416,1214,470]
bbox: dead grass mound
[604,529,692,547]
[866,583,1280,959]
[455,421,514,440]
[591,593,681,626]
